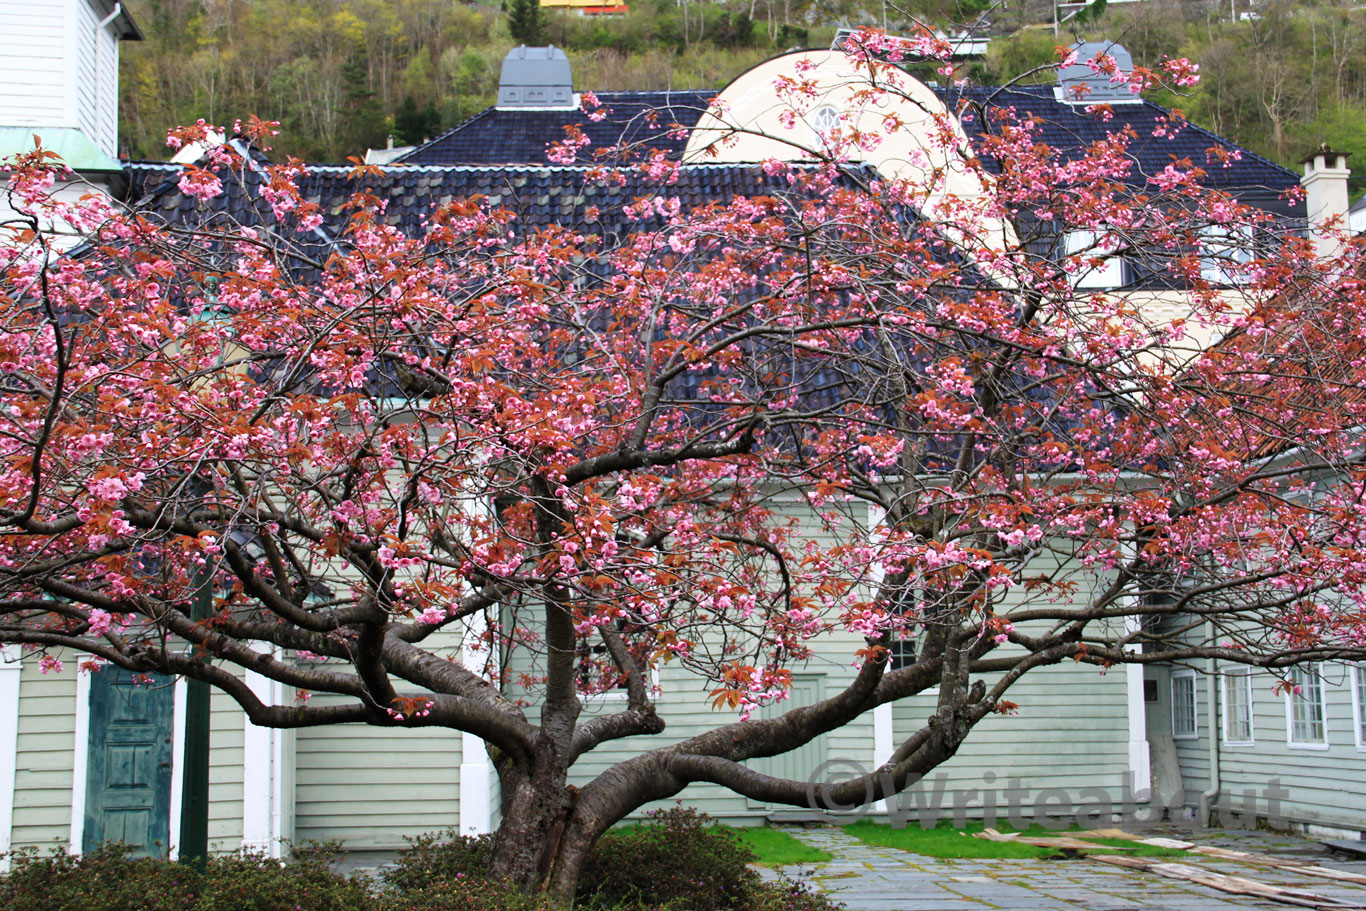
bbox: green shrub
[383,830,492,894]
[0,844,201,911]
[0,814,840,911]
[577,807,760,911]
[198,847,376,911]
[745,876,844,911]
[382,874,560,911]
[0,843,374,911]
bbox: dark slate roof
[123,159,843,245]
[939,84,1300,207]
[392,83,1300,214]
[395,90,714,166]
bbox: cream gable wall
[684,50,1012,259]
[684,50,1247,352]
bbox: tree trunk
[486,756,600,905]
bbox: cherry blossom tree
[3,35,1366,902]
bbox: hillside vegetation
[118,0,1366,187]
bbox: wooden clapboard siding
[209,683,245,849]
[293,717,462,848]
[93,11,119,155]
[889,554,1133,816]
[1172,663,1366,831]
[891,661,1132,812]
[11,653,78,851]
[293,627,466,848]
[0,0,68,128]
[72,0,99,142]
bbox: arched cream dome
[683,48,1011,255]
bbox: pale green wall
[11,655,76,851]
[1170,662,1366,831]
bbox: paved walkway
[760,825,1366,911]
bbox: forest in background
[117,0,1366,192]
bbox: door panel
[84,670,174,856]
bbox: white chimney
[1301,145,1351,259]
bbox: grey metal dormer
[1057,40,1143,105]
[497,46,576,110]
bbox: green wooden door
[747,674,827,809]
[84,670,174,856]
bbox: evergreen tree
[394,96,442,145]
[339,54,387,157]
[508,0,545,46]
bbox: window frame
[1284,662,1330,750]
[808,104,843,155]
[1199,223,1256,286]
[1170,669,1198,740]
[1064,228,1127,290]
[1352,663,1366,752]
[575,625,661,705]
[1220,667,1255,746]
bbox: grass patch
[843,820,1188,860]
[845,819,1050,859]
[727,826,833,867]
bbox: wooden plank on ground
[1076,830,1366,887]
[1323,841,1366,860]
[975,829,1135,854]
[1176,845,1366,887]
[1091,854,1366,910]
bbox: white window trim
[1220,667,1255,746]
[1352,663,1366,752]
[1199,223,1255,286]
[1285,663,1330,751]
[578,664,662,704]
[808,105,842,155]
[1065,229,1125,289]
[0,647,21,871]
[1171,669,1198,740]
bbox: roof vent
[1057,41,1142,105]
[498,46,575,109]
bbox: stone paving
[758,824,1366,911]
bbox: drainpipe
[1198,619,1219,827]
[96,2,124,31]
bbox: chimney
[1301,144,1351,259]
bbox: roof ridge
[125,160,858,176]
[394,107,496,164]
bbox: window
[1199,224,1255,285]
[1065,229,1126,289]
[1353,664,1366,750]
[1171,671,1197,739]
[1286,663,1328,748]
[888,635,916,671]
[1222,668,1254,745]
[575,619,654,701]
[809,105,842,155]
